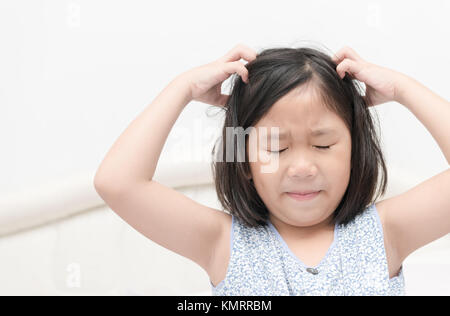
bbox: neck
[269,213,335,240]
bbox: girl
[94,43,450,296]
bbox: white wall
[0,0,449,295]
[1,0,449,194]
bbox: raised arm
[93,44,256,276]
[334,46,450,267]
[94,76,192,188]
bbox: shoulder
[373,169,450,264]
[339,203,379,233]
[207,214,273,286]
[338,203,391,257]
[373,201,403,279]
[207,213,232,286]
[338,202,402,279]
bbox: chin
[281,205,333,225]
[278,212,324,227]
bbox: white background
[0,0,449,296]
[1,0,449,193]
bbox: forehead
[255,84,346,133]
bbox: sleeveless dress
[210,203,405,296]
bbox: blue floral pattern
[210,203,405,296]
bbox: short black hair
[211,45,387,228]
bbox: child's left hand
[332,46,405,107]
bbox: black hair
[211,45,387,228]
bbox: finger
[332,46,364,64]
[332,46,362,63]
[219,43,258,64]
[223,60,249,83]
[336,58,363,79]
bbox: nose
[287,152,318,179]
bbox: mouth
[286,190,321,201]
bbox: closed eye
[268,148,287,153]
[315,145,331,150]
[268,146,332,153]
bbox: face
[247,84,352,233]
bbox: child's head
[211,46,387,228]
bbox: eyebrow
[268,128,337,139]
[309,128,337,137]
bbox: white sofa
[0,161,449,295]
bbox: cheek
[327,147,352,188]
[252,169,277,190]
[250,166,280,201]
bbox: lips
[286,190,321,201]
[287,190,320,195]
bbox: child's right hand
[180,44,257,107]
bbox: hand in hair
[179,43,257,107]
[332,46,405,107]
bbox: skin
[96,43,450,281]
[248,82,352,242]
